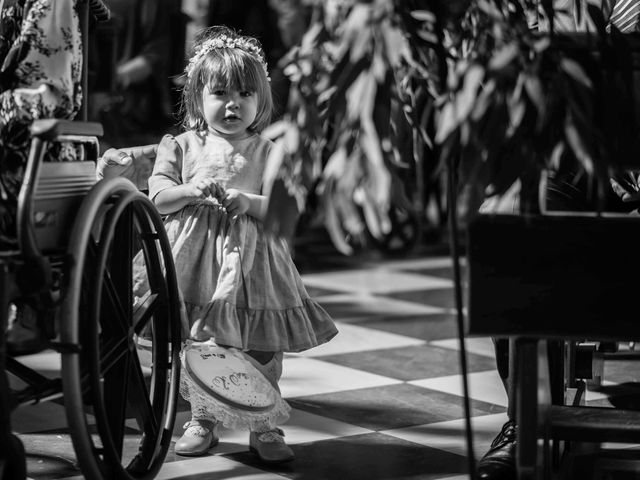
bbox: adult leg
[476,338,517,479]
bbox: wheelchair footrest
[551,405,640,443]
[13,378,63,407]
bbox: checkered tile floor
[10,235,640,479]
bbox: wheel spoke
[127,351,159,439]
[99,337,130,376]
[132,291,159,336]
[102,353,130,458]
[100,264,130,336]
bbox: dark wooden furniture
[467,212,640,479]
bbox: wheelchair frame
[0,2,182,479]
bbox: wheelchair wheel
[60,178,181,480]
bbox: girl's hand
[189,177,224,200]
[221,188,250,217]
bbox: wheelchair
[0,2,182,479]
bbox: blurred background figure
[204,0,309,117]
[89,0,310,152]
[269,0,310,50]
[88,0,186,151]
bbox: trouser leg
[493,337,515,419]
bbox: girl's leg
[245,351,294,463]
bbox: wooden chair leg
[514,338,553,480]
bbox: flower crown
[185,34,270,81]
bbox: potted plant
[264,0,639,243]
[262,0,437,255]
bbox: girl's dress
[141,131,338,429]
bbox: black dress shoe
[476,419,517,480]
[6,304,48,356]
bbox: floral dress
[0,0,83,249]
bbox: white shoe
[175,420,219,456]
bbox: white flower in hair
[185,34,270,81]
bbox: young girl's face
[202,85,258,139]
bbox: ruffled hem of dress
[185,298,338,353]
[179,364,291,431]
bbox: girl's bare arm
[154,184,203,215]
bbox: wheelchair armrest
[29,119,103,142]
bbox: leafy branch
[264,0,639,250]
[264,0,418,254]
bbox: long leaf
[523,74,545,117]
[323,189,354,255]
[455,64,485,126]
[560,58,593,89]
[564,120,594,175]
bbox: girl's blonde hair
[180,26,274,133]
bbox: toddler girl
[147,25,338,463]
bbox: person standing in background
[88,0,182,151]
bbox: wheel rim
[61,178,181,480]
